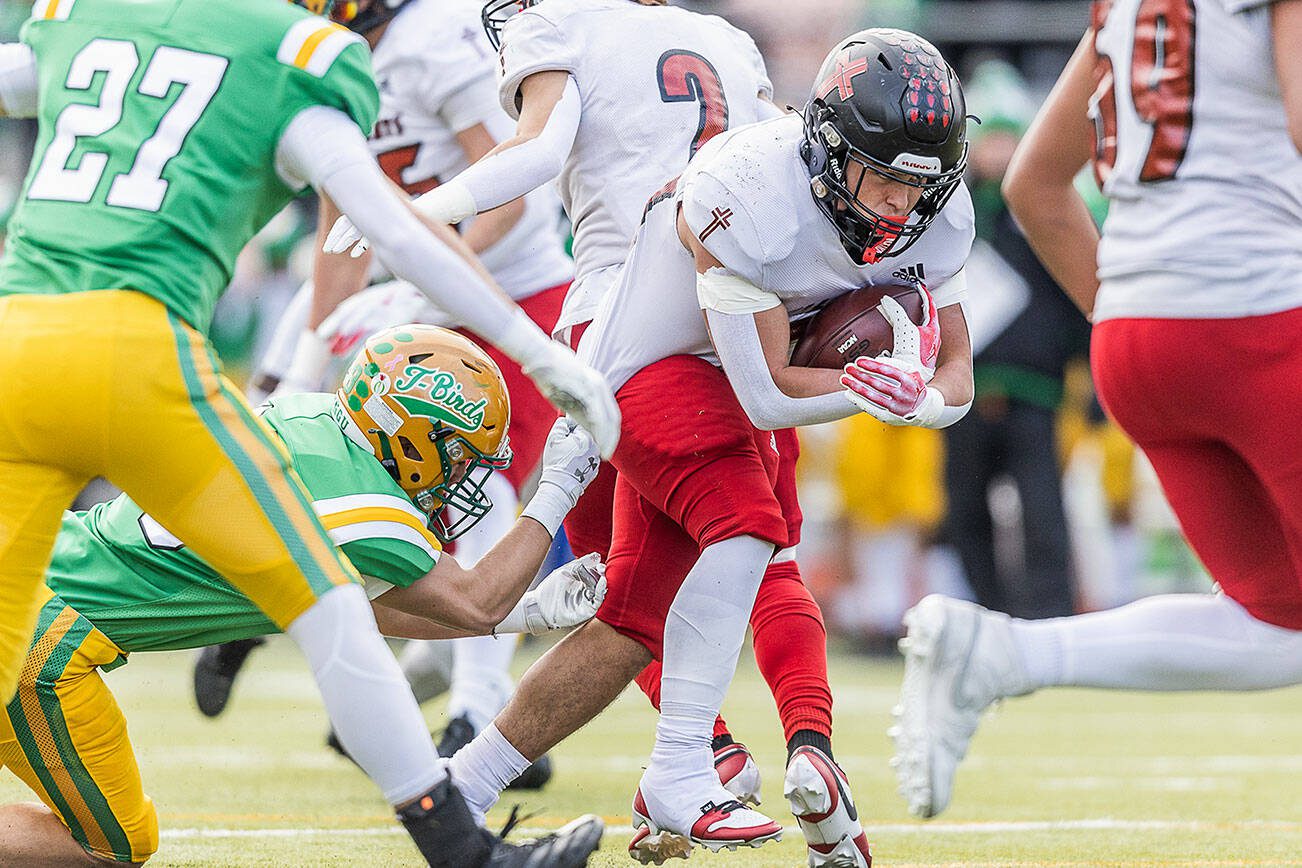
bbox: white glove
[522,342,621,459]
[324,183,476,258]
[317,282,446,360]
[504,553,608,634]
[520,417,602,536]
[880,285,941,381]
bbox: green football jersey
[0,0,379,332]
[45,393,441,653]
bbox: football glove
[317,282,449,360]
[523,344,621,459]
[323,213,370,258]
[842,355,945,428]
[881,285,941,380]
[521,416,603,535]
[511,553,608,634]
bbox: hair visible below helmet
[289,0,413,33]
[337,326,512,543]
[800,29,968,264]
[481,0,540,50]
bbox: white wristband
[493,592,543,635]
[412,179,477,225]
[519,480,573,538]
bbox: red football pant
[1092,311,1302,629]
[459,282,570,494]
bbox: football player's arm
[1002,30,1100,318]
[452,123,527,252]
[1273,0,1302,154]
[406,71,580,225]
[683,211,859,430]
[0,43,37,119]
[371,419,604,634]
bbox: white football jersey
[582,115,974,393]
[1091,0,1302,319]
[370,0,571,299]
[498,0,773,331]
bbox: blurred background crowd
[0,0,1212,651]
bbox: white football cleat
[714,741,762,806]
[629,785,783,864]
[784,746,872,867]
[890,594,1033,819]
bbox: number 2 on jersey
[1091,0,1195,185]
[27,38,227,211]
[657,50,729,159]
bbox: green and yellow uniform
[0,394,443,863]
[0,0,380,703]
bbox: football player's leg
[0,592,157,864]
[105,304,444,809]
[450,478,685,823]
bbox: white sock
[1010,592,1302,691]
[448,634,519,732]
[286,584,446,805]
[446,474,520,731]
[645,535,772,827]
[398,638,455,705]
[448,723,530,825]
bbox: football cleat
[437,714,555,791]
[713,741,762,806]
[192,637,265,718]
[399,778,602,867]
[784,746,872,867]
[890,595,1033,819]
[628,785,783,863]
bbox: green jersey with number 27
[0,0,378,331]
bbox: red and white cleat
[628,786,784,864]
[784,746,873,867]
[714,741,762,806]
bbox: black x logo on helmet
[801,29,968,263]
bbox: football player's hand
[841,355,944,427]
[523,344,621,459]
[323,214,371,258]
[881,285,941,379]
[318,283,442,359]
[517,553,608,633]
[538,416,602,508]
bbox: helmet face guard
[803,104,967,263]
[411,429,512,543]
[481,0,538,50]
[800,29,969,264]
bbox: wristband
[519,480,573,538]
[412,179,476,225]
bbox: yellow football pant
[0,290,358,700]
[0,588,153,863]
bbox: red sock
[750,559,833,741]
[635,660,732,740]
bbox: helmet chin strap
[861,217,906,264]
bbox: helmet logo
[393,364,488,432]
[892,153,941,173]
[816,50,869,101]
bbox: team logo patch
[817,49,870,101]
[699,206,733,242]
[393,364,487,432]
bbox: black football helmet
[482,0,540,50]
[801,29,968,264]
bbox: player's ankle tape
[397,779,493,866]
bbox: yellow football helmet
[337,325,512,542]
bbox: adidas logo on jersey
[892,263,927,285]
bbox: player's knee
[85,798,157,865]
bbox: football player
[0,0,612,863]
[326,0,791,812]
[194,0,574,788]
[891,0,1302,821]
[445,29,976,866]
[0,326,607,865]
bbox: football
[789,284,925,369]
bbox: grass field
[5,637,1300,867]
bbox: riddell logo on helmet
[892,154,941,173]
[392,365,487,432]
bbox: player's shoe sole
[629,786,783,863]
[784,746,872,867]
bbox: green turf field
[4,637,1299,866]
